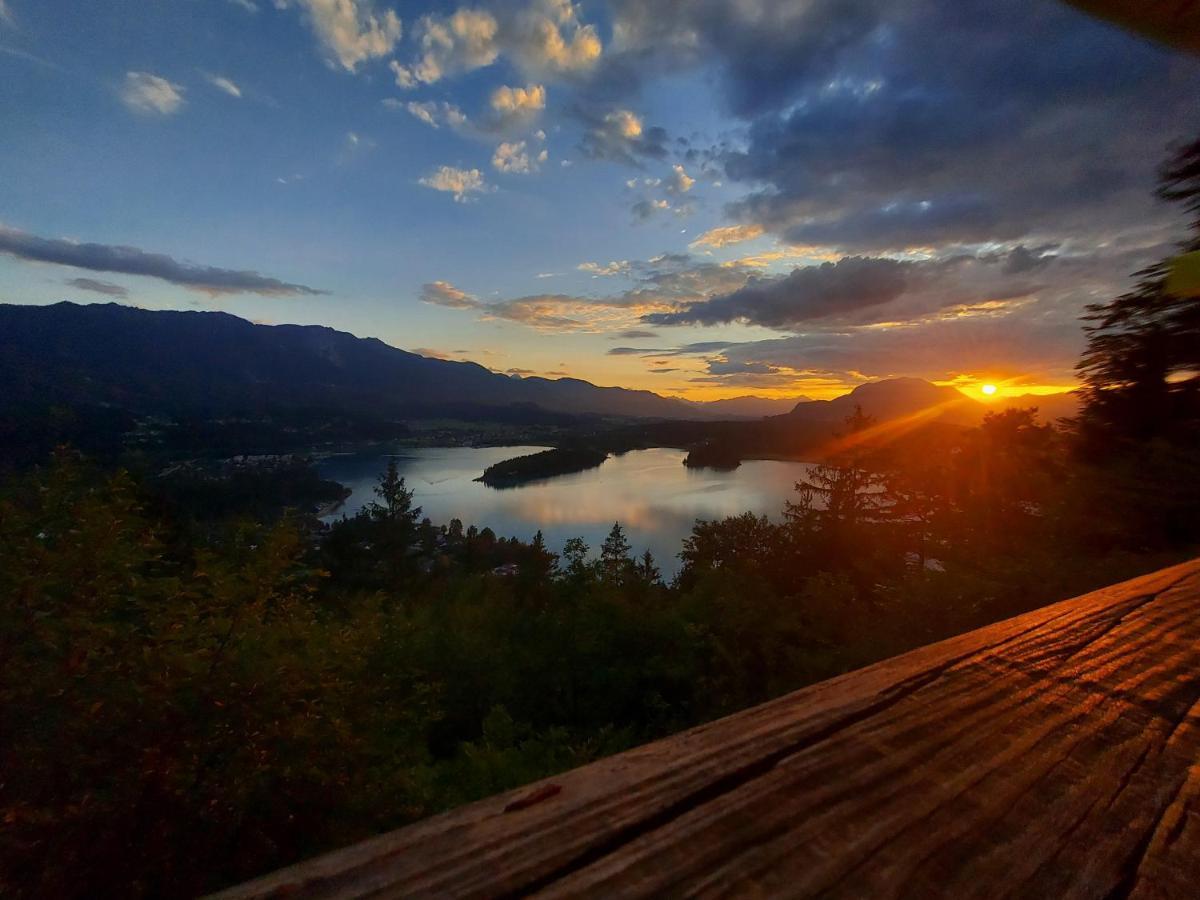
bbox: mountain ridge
[0,302,1079,430]
[0,302,710,421]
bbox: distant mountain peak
[786,377,980,423]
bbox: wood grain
[211,559,1200,899]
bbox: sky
[1,0,1199,401]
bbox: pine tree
[369,459,421,526]
[600,522,633,584]
[635,549,661,585]
[367,459,422,579]
[788,407,885,534]
[526,529,558,578]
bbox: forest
[1,140,1198,898]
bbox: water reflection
[318,446,815,576]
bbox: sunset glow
[0,1,1192,400]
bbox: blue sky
[2,0,1199,399]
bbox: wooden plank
[211,559,1200,900]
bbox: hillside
[0,302,707,422]
[782,377,983,425]
[781,378,1079,428]
[687,395,810,419]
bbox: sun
[981,383,998,397]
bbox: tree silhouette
[369,458,421,526]
[368,459,422,580]
[635,550,661,585]
[788,408,885,537]
[600,522,633,584]
[1078,135,1200,444]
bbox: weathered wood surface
[213,559,1200,899]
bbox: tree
[678,512,786,590]
[368,458,421,526]
[635,550,661,585]
[1078,135,1200,444]
[561,537,592,582]
[524,529,558,579]
[787,407,886,566]
[599,522,633,584]
[367,459,422,581]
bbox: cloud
[421,252,767,333]
[492,140,547,174]
[276,0,402,72]
[489,83,546,130]
[420,280,481,308]
[607,340,738,357]
[578,107,668,164]
[401,101,438,128]
[596,0,1200,389]
[1001,244,1058,274]
[120,72,185,115]
[632,198,670,220]
[228,0,259,11]
[0,0,12,25]
[710,2,1197,256]
[666,163,694,194]
[578,260,631,276]
[510,0,601,76]
[690,223,764,249]
[613,328,659,339]
[389,85,541,136]
[338,131,377,164]
[418,165,493,202]
[593,0,1200,303]
[646,257,912,327]
[607,0,885,118]
[398,99,467,130]
[205,74,242,98]
[390,0,600,88]
[411,346,450,359]
[391,8,498,87]
[0,225,325,296]
[65,277,128,298]
[426,243,1073,340]
[617,240,1159,389]
[707,307,1086,388]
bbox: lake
[318,446,816,575]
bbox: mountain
[781,377,984,426]
[687,395,812,419]
[780,379,1080,427]
[0,302,709,422]
[992,391,1081,421]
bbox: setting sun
[981,384,998,396]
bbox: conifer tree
[600,521,633,584]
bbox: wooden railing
[212,558,1200,899]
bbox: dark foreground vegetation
[476,446,609,487]
[1,140,1198,899]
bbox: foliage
[1078,135,1200,445]
[1,391,1195,897]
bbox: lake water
[318,446,815,575]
